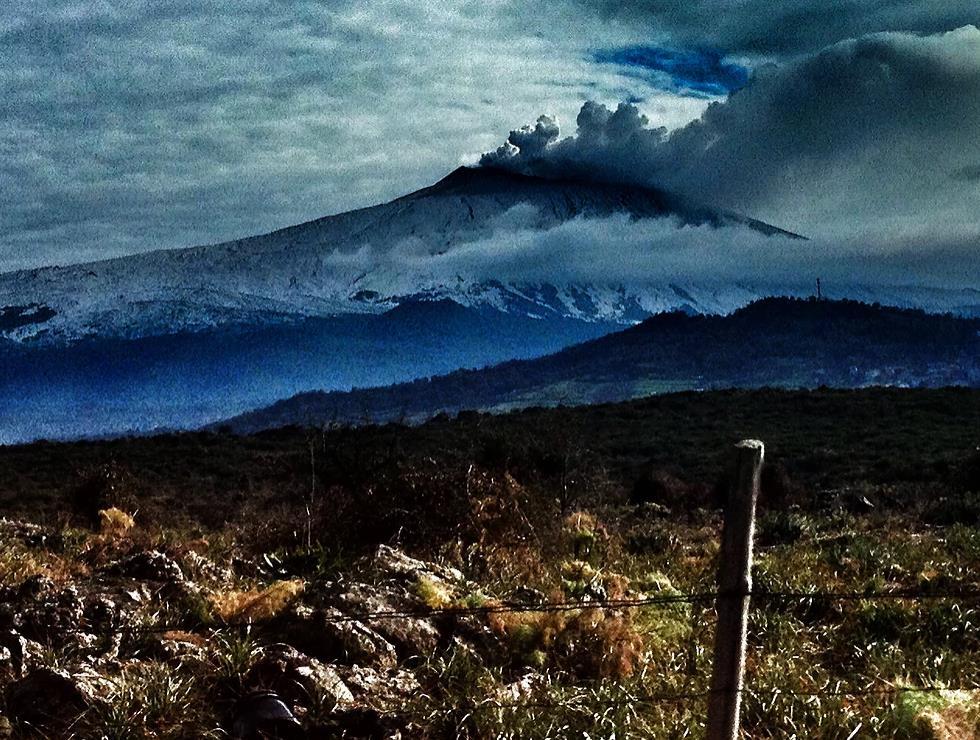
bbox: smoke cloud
[481,27,980,252]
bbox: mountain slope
[0,300,616,444]
[0,167,808,345]
[219,298,980,433]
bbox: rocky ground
[1,520,431,736]
[0,511,658,739]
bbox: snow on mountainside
[1,166,976,346]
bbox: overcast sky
[1,2,978,273]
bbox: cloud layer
[3,3,979,277]
[482,27,980,256]
[568,0,980,56]
[0,1,713,272]
[320,206,980,296]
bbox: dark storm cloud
[592,47,749,96]
[4,2,979,274]
[2,1,685,271]
[482,27,980,252]
[568,0,980,55]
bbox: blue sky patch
[594,46,749,96]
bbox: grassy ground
[2,387,980,737]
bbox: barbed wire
[750,587,980,603]
[52,584,980,636]
[18,581,980,720]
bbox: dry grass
[99,507,136,536]
[209,578,305,623]
[894,687,980,739]
[487,602,645,680]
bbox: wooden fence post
[707,439,765,740]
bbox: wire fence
[5,574,978,740]
[56,583,980,636]
[50,583,974,713]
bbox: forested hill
[220,298,980,433]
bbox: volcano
[0,166,811,346]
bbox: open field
[1,387,979,737]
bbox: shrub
[956,448,980,493]
[85,661,199,738]
[560,559,603,600]
[72,462,138,527]
[760,462,808,508]
[892,686,980,739]
[210,628,263,699]
[549,609,645,679]
[632,572,693,651]
[415,574,454,609]
[98,507,136,537]
[487,604,644,679]
[564,511,598,558]
[631,469,703,508]
[922,491,980,526]
[757,510,813,547]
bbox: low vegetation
[0,388,979,737]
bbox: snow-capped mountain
[3,165,978,346]
[0,166,803,345]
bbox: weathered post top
[735,438,765,454]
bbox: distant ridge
[217,297,980,434]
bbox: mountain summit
[410,167,805,238]
[0,167,806,346]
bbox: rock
[181,550,235,586]
[330,666,417,738]
[231,689,303,740]
[373,545,464,586]
[0,519,61,549]
[82,594,120,632]
[0,715,11,738]
[104,549,185,582]
[499,671,549,702]
[5,668,97,731]
[279,605,399,670]
[337,584,441,659]
[318,607,399,669]
[246,643,354,710]
[0,603,13,632]
[325,706,407,740]
[511,585,547,604]
[338,664,420,708]
[329,666,418,738]
[143,629,208,664]
[15,573,55,600]
[16,584,83,646]
[446,636,485,667]
[0,631,42,678]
